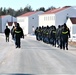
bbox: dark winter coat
[4,28,10,36]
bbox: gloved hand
[22,36,24,39]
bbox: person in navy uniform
[14,23,24,48]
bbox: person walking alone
[4,26,10,42]
[14,23,24,48]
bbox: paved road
[0,34,76,75]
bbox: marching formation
[35,23,70,50]
[4,22,70,50]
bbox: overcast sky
[0,0,76,10]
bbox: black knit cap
[16,23,20,27]
[64,23,67,27]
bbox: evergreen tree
[36,7,45,11]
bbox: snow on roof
[42,6,71,15]
[18,11,38,17]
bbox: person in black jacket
[14,23,24,48]
[4,26,10,42]
[11,26,15,40]
[60,23,70,50]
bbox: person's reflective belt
[53,31,56,33]
[62,31,68,34]
[46,33,48,34]
[15,31,21,33]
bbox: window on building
[52,16,54,20]
[50,16,51,20]
[53,16,54,20]
[44,17,45,21]
[45,17,47,21]
[50,16,55,20]
[32,17,34,19]
[17,19,24,22]
[48,16,49,20]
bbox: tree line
[0,5,57,17]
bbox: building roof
[18,11,38,17]
[70,18,76,24]
[0,15,7,18]
[42,6,71,15]
[0,15,12,18]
